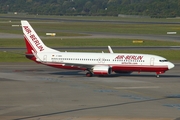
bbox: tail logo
[23,26,44,52]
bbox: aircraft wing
[32,51,94,69]
[61,62,94,69]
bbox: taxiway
[0,63,180,120]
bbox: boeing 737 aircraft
[21,20,174,77]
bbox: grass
[0,15,180,62]
[1,20,180,35]
[42,38,180,47]
[0,38,180,62]
[32,22,180,35]
[0,51,28,62]
[1,38,180,47]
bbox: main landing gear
[86,71,93,77]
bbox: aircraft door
[150,57,154,66]
[102,58,105,63]
[98,58,101,63]
[43,55,47,62]
[98,58,105,64]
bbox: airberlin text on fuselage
[115,55,143,60]
[23,26,44,51]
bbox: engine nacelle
[93,65,111,75]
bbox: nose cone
[168,62,175,69]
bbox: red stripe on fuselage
[112,65,168,72]
[40,62,168,73]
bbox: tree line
[1,0,180,18]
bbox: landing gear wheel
[156,71,165,78]
[156,74,160,78]
[86,72,93,77]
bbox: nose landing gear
[156,71,165,78]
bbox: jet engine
[93,65,111,75]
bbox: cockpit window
[159,60,168,62]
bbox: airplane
[21,20,174,78]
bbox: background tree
[0,0,180,17]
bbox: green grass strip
[1,38,180,47]
[1,21,180,35]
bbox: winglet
[108,46,114,53]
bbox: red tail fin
[21,20,59,53]
[24,36,33,54]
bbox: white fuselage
[35,51,174,73]
[21,20,175,77]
